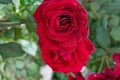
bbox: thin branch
[98,55,105,73]
[0,21,24,27]
[0,21,25,31]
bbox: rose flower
[33,0,94,73]
[87,53,120,80]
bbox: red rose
[68,72,85,80]
[87,53,120,80]
[33,0,94,73]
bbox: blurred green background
[0,0,120,80]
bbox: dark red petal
[83,38,95,54]
[33,1,49,23]
[37,23,60,50]
[112,53,120,62]
[68,72,85,80]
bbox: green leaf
[21,70,27,78]
[2,28,15,39]
[7,14,19,22]
[111,26,120,41]
[109,15,119,28]
[94,48,106,56]
[96,26,111,48]
[101,2,120,14]
[26,22,36,33]
[20,0,25,6]
[94,0,107,5]
[0,42,25,58]
[0,4,13,21]
[14,27,23,40]
[15,61,24,69]
[0,0,12,4]
[102,15,109,30]
[91,2,100,12]
[108,47,120,55]
[26,14,35,22]
[53,72,68,80]
[88,12,96,19]
[27,62,39,76]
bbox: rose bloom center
[59,15,71,28]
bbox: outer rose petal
[37,23,60,50]
[112,53,120,77]
[87,73,97,80]
[84,38,95,54]
[41,39,94,73]
[88,72,117,80]
[33,1,49,23]
[87,73,107,80]
[112,53,120,63]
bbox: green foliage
[84,0,120,72]
[0,42,25,58]
[0,55,42,80]
[0,0,12,4]
[0,0,43,80]
[96,25,111,48]
[53,72,68,80]
[111,26,120,41]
